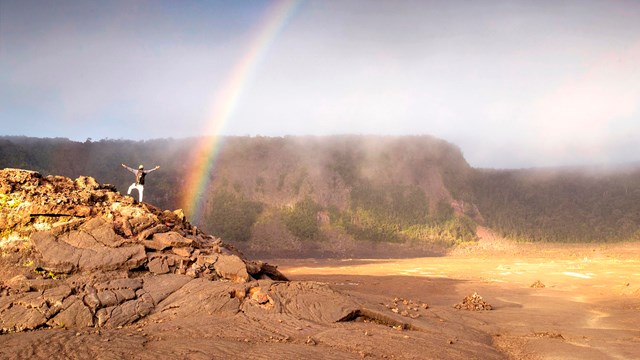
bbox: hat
[138,165,144,169]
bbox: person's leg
[127,183,136,195]
[138,185,144,202]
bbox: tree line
[2,135,639,246]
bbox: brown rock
[105,299,142,328]
[42,284,72,308]
[0,302,48,332]
[143,238,171,251]
[152,231,193,248]
[128,215,156,234]
[249,287,273,306]
[96,278,143,291]
[173,209,186,222]
[454,292,492,311]
[6,275,31,292]
[196,254,219,266]
[97,290,119,307]
[148,257,170,275]
[142,274,191,305]
[530,280,546,288]
[0,169,290,335]
[213,254,250,283]
[80,218,125,247]
[83,291,101,311]
[74,206,92,217]
[171,247,192,257]
[49,296,94,328]
[119,219,134,237]
[31,231,147,274]
[138,224,169,240]
[74,176,100,191]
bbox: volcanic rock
[530,280,546,288]
[454,292,493,311]
[0,168,290,333]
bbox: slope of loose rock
[0,168,289,332]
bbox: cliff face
[210,135,470,210]
[0,135,480,258]
[202,135,477,257]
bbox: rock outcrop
[0,168,288,332]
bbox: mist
[2,0,640,168]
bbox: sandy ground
[276,239,640,359]
[2,235,639,359]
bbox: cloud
[2,0,640,167]
[519,42,640,164]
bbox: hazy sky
[2,0,640,168]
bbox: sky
[1,0,640,169]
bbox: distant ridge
[1,135,639,254]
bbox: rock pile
[0,168,287,333]
[453,292,493,311]
[385,297,428,319]
[530,280,546,288]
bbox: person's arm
[145,165,160,174]
[121,164,136,173]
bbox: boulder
[214,254,251,283]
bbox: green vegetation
[339,181,427,242]
[472,168,640,242]
[403,216,478,244]
[282,197,321,240]
[332,181,476,244]
[206,190,263,242]
[351,182,429,226]
[336,208,403,243]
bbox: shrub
[207,190,263,242]
[282,197,321,240]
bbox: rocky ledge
[0,168,289,332]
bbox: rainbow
[181,0,302,225]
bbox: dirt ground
[2,235,639,359]
[276,237,640,359]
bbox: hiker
[121,163,160,203]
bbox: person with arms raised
[121,163,160,203]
